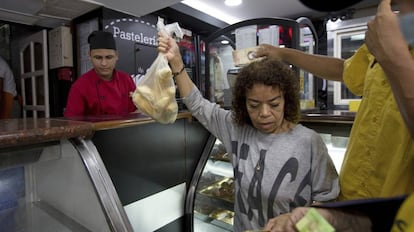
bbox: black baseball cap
[299,0,363,11]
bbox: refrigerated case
[186,111,354,232]
[0,118,132,232]
[202,17,320,110]
[1,113,213,232]
[186,135,234,232]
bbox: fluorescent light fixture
[221,40,229,44]
[350,34,365,41]
[225,0,242,6]
[181,0,242,24]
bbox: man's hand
[365,0,405,62]
[254,44,284,61]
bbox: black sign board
[102,9,159,83]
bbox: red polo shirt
[64,69,137,117]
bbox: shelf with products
[203,17,320,110]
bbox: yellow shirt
[391,193,414,232]
[339,45,414,200]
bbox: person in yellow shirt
[256,0,414,202]
[392,194,414,232]
[256,0,414,230]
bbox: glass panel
[332,27,366,106]
[194,139,233,232]
[299,25,316,109]
[339,32,364,100]
[0,141,112,232]
[34,42,43,71]
[23,45,31,73]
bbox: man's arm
[365,0,414,137]
[255,44,345,82]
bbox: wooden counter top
[63,111,194,131]
[0,118,94,149]
[0,109,349,150]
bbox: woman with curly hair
[158,34,339,232]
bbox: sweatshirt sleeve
[182,86,234,142]
[309,131,340,202]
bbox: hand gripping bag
[132,17,183,124]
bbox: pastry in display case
[192,138,234,232]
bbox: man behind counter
[64,31,137,117]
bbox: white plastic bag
[132,17,183,124]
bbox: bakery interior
[0,0,381,231]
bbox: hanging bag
[132,17,183,124]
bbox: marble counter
[0,109,349,149]
[0,118,94,149]
[0,112,196,149]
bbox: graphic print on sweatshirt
[232,141,312,227]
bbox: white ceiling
[0,0,380,28]
[181,0,381,24]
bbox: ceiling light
[224,0,242,6]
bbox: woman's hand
[264,209,307,232]
[157,33,183,69]
[264,207,372,232]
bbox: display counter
[300,109,354,137]
[0,117,132,231]
[86,112,211,232]
[0,112,211,232]
[0,110,354,232]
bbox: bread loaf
[132,67,178,124]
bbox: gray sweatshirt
[183,87,339,232]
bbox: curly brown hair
[232,58,300,126]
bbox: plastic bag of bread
[132,17,183,124]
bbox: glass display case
[202,17,320,110]
[189,136,234,232]
[0,138,132,232]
